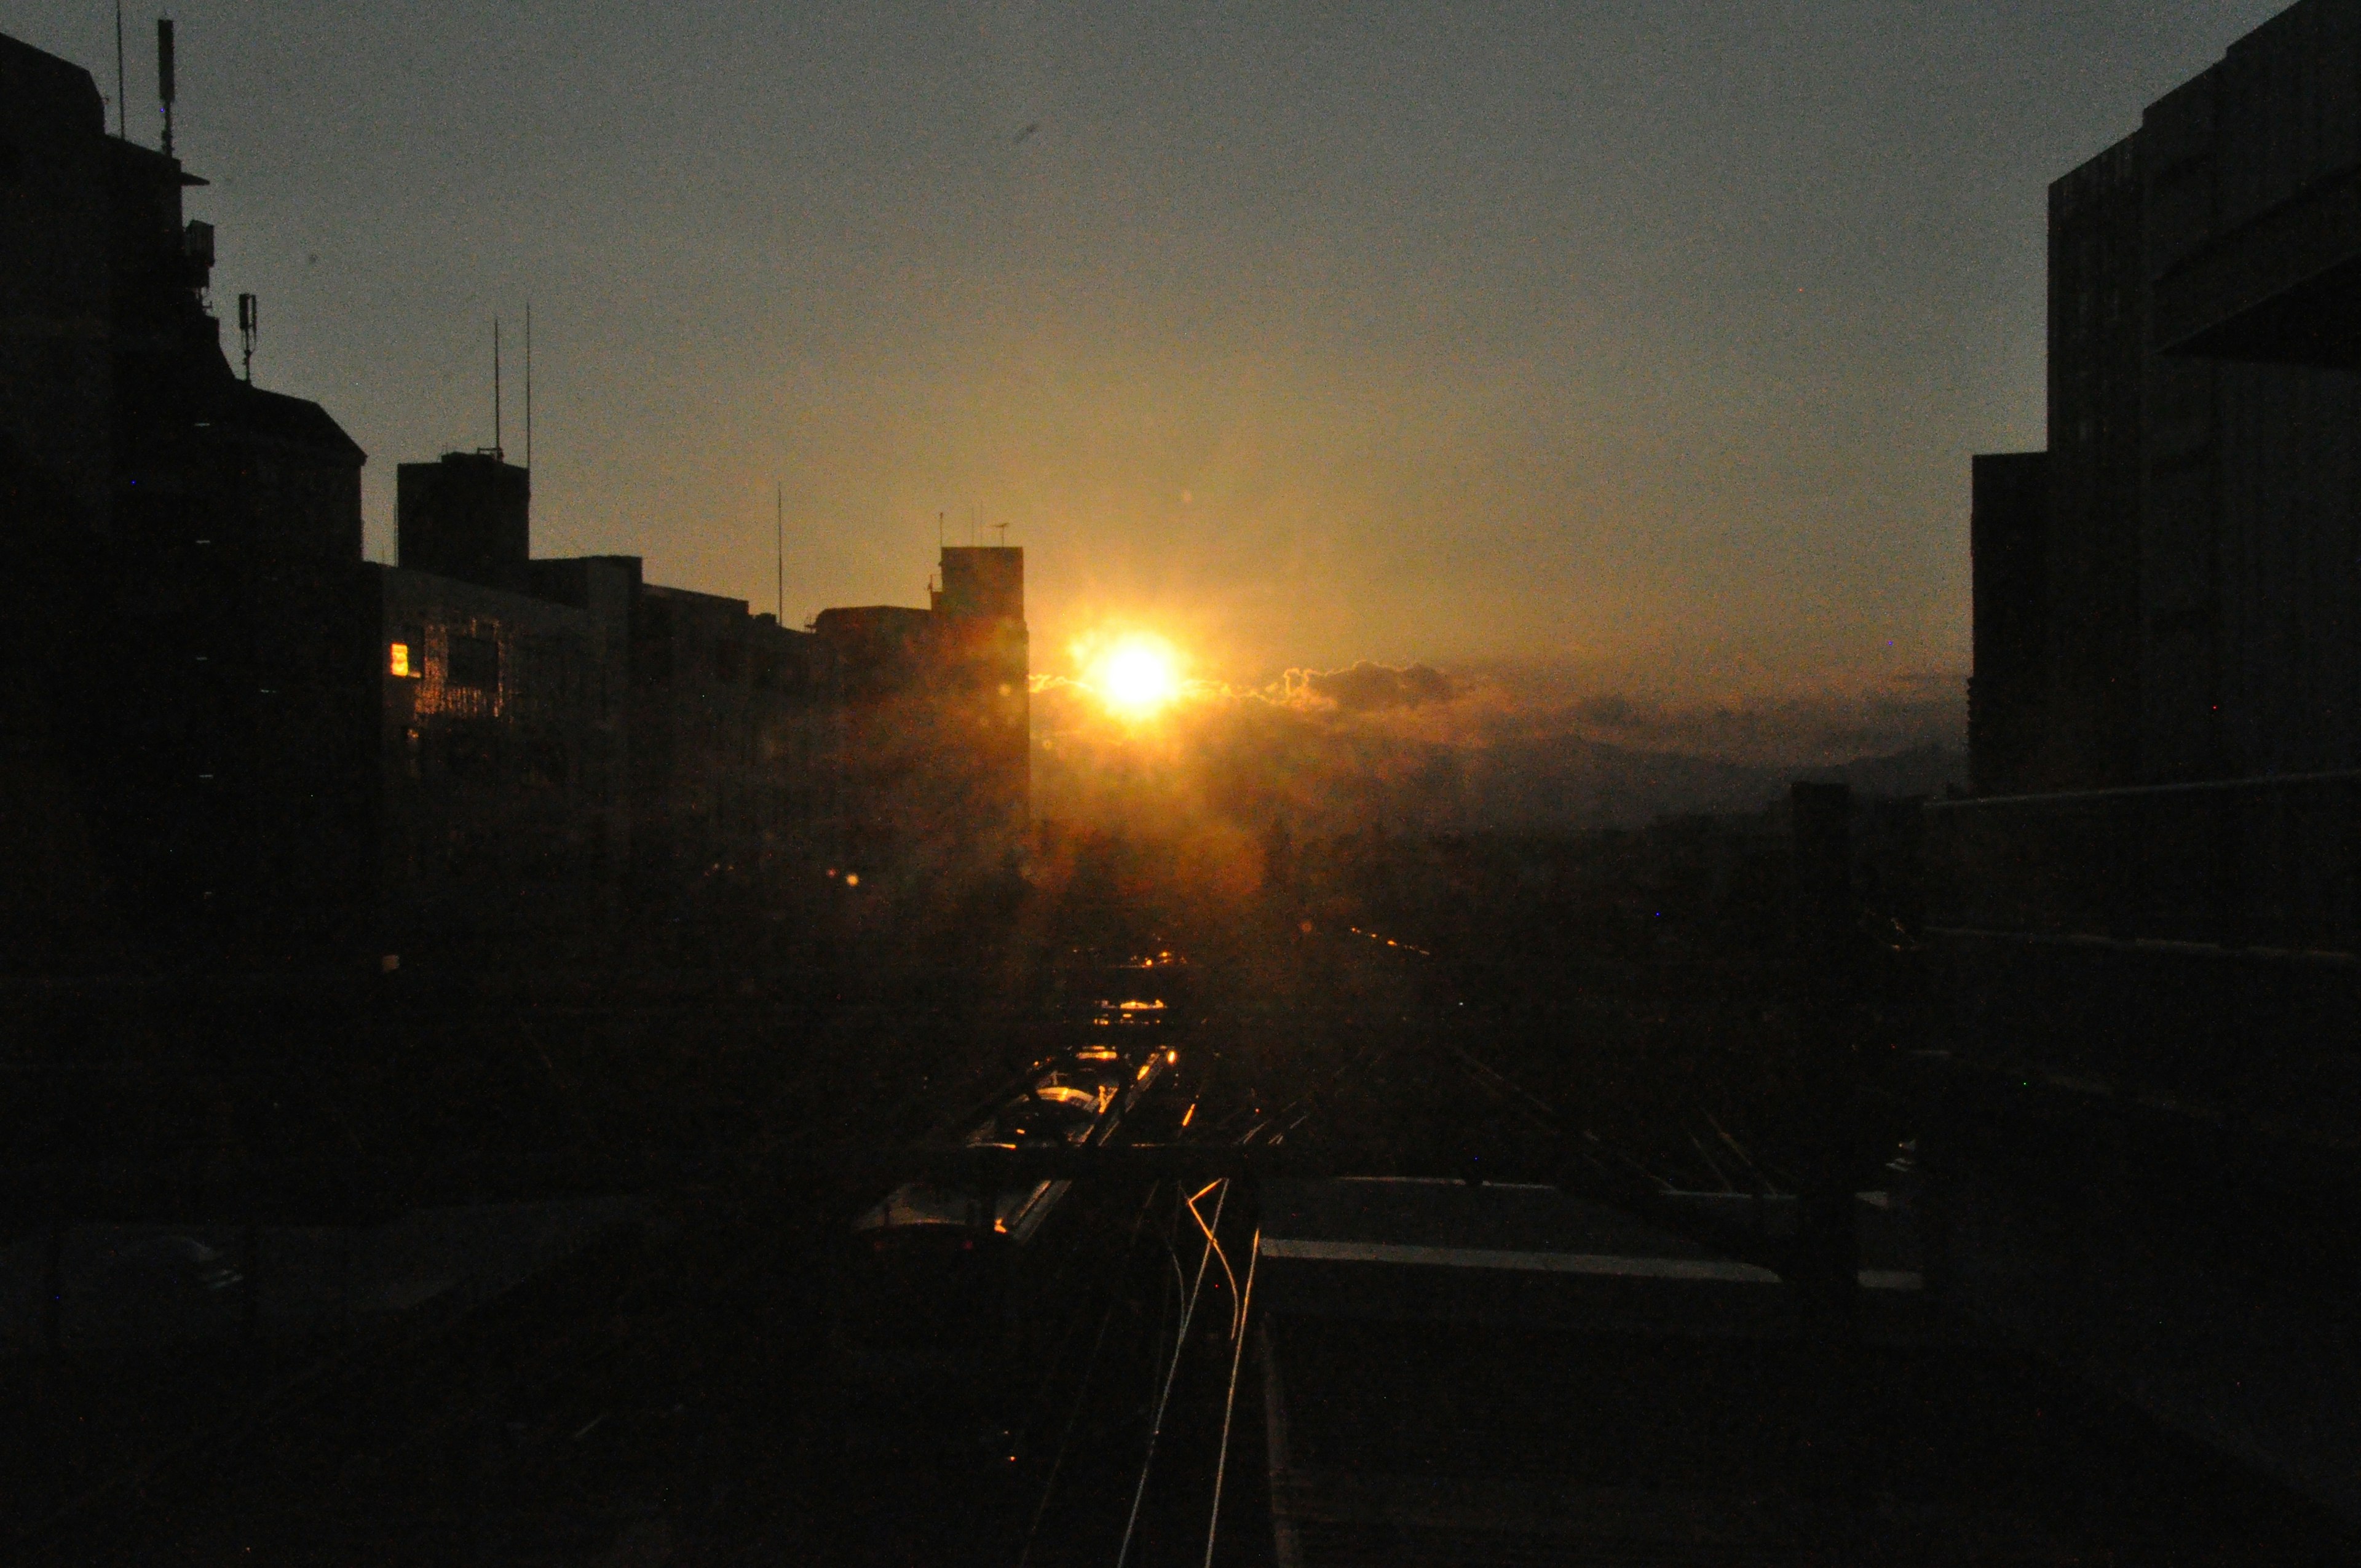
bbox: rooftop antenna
[237,293,257,383]
[114,4,126,138]
[993,521,1009,545]
[937,510,944,548]
[156,17,175,157]
[775,481,785,622]
[523,300,532,470]
[492,316,504,460]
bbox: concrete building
[0,31,372,953]
[1939,0,2361,1521]
[382,451,843,935]
[396,452,531,590]
[625,584,833,903]
[813,544,1029,875]
[371,558,633,939]
[1969,3,2361,794]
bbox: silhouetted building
[1969,4,2361,793]
[0,28,1021,963]
[379,477,853,935]
[0,31,373,954]
[397,451,531,588]
[371,555,635,938]
[931,545,1032,838]
[626,584,832,901]
[1966,451,2047,795]
[1940,0,2361,1521]
[813,545,1029,872]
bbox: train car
[832,1042,1169,1384]
[1048,946,1196,1037]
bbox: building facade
[1939,0,2361,1520]
[0,32,373,954]
[811,544,1029,878]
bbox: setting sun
[1087,635,1183,721]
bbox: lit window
[389,642,412,677]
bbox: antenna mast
[775,481,785,622]
[492,317,503,460]
[237,293,257,382]
[114,4,126,138]
[156,17,175,157]
[523,300,532,470]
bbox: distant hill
[1803,742,1966,803]
[1030,676,1966,839]
[1462,735,1964,832]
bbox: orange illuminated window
[389,642,412,677]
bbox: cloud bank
[1284,661,1457,713]
[1033,660,1964,839]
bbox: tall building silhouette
[1944,0,2361,1519]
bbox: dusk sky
[9,1,2289,709]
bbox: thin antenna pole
[775,482,785,622]
[156,18,175,157]
[114,4,126,138]
[237,293,257,382]
[523,301,532,470]
[492,317,503,459]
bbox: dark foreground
[7,888,2354,1566]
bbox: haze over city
[3,0,2293,735]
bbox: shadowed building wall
[1974,2,2361,792]
[933,546,1030,841]
[0,32,371,955]
[627,582,831,907]
[372,559,632,940]
[1967,451,2047,796]
[1942,0,2361,1522]
[397,453,530,590]
[813,545,1029,876]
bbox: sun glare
[1088,635,1183,720]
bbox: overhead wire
[1182,1179,1241,1342]
[1198,1227,1260,1568]
[1113,1178,1228,1568]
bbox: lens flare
[1088,635,1182,720]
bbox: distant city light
[389,642,411,678]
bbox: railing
[1924,771,2361,956]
